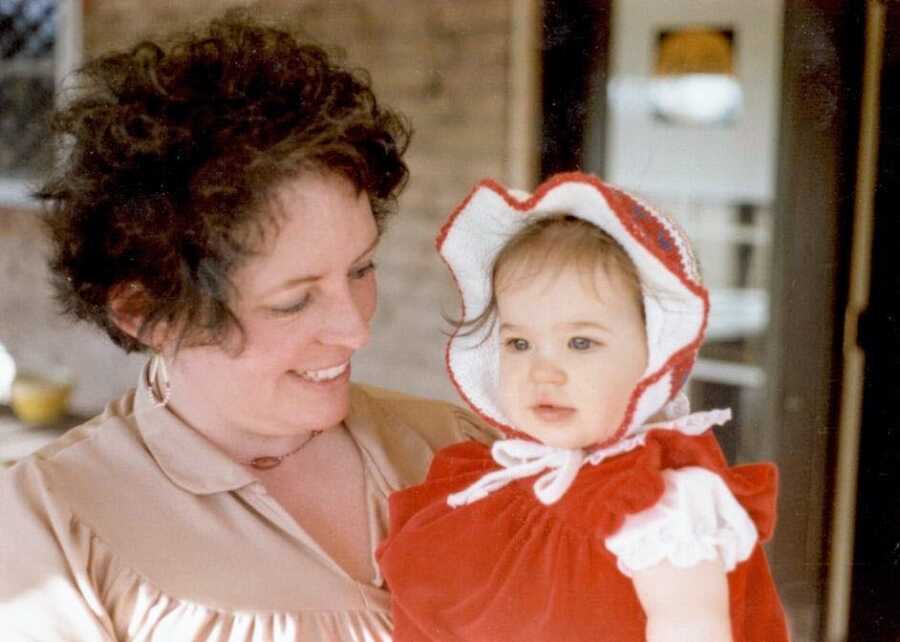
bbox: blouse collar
[131,360,400,497]
[132,364,258,495]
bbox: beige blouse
[0,368,496,641]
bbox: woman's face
[165,171,379,438]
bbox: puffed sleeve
[0,461,117,641]
[603,466,758,577]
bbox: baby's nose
[529,357,567,385]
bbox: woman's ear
[108,281,164,347]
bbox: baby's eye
[505,338,530,352]
[568,337,596,351]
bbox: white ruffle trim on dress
[447,405,732,508]
[604,466,757,577]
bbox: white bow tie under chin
[446,407,732,508]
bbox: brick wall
[0,206,146,412]
[0,0,517,413]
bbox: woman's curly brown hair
[37,10,411,353]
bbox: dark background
[540,1,900,639]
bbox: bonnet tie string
[446,407,732,508]
[447,439,585,507]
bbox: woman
[0,12,495,641]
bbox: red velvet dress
[376,428,789,641]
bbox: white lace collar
[447,405,732,507]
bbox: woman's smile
[292,361,352,384]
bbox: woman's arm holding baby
[632,558,733,642]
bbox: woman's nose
[319,286,373,350]
[529,355,567,385]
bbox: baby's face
[496,261,648,449]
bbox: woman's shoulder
[0,389,148,529]
[347,384,500,491]
[350,383,500,450]
[5,389,139,471]
[0,393,141,587]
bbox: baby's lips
[531,405,576,422]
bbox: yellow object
[656,29,734,76]
[10,373,73,425]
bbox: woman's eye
[568,337,595,351]
[271,294,311,315]
[350,261,376,280]
[505,338,530,352]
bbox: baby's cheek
[497,376,522,420]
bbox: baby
[377,172,788,641]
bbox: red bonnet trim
[437,172,710,442]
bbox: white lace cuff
[604,467,758,577]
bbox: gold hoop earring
[147,353,171,408]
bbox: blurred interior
[1,1,899,640]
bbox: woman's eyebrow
[353,235,381,262]
[263,236,381,296]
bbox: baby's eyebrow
[499,322,524,333]
[559,321,611,333]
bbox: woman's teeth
[296,362,349,382]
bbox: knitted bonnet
[437,172,709,449]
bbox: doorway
[541,1,863,639]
